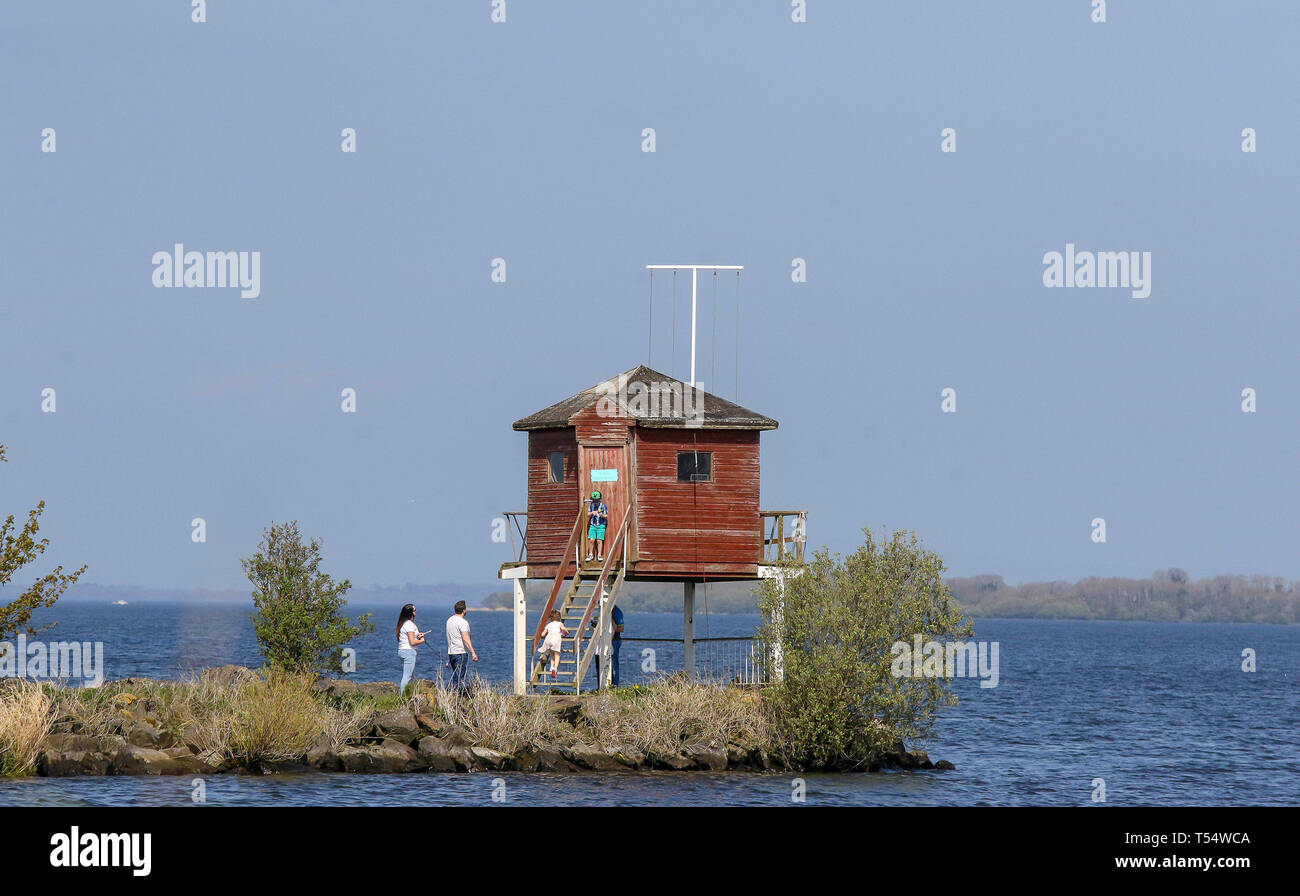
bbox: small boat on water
[111,600,128,606]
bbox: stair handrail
[573,505,632,677]
[533,501,589,647]
[575,564,625,688]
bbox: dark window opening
[677,451,712,483]
[547,452,565,483]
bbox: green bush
[758,528,972,770]
[242,521,373,675]
[0,444,86,642]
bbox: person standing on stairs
[585,490,609,562]
[539,610,568,680]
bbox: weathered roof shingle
[512,365,778,431]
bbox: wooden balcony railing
[501,511,527,563]
[759,510,807,563]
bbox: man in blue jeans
[445,600,478,694]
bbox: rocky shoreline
[20,669,954,778]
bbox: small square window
[677,451,712,483]
[547,452,565,483]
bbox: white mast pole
[690,267,698,387]
[646,264,742,389]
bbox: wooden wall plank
[525,429,580,564]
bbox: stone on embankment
[606,746,646,769]
[126,721,174,750]
[370,707,420,745]
[416,736,474,772]
[470,747,512,770]
[36,734,124,777]
[110,743,200,775]
[562,744,627,771]
[909,750,935,770]
[337,738,421,773]
[305,733,342,771]
[435,725,473,748]
[647,751,694,771]
[684,745,728,771]
[519,744,580,773]
[48,715,84,735]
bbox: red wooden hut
[500,366,805,693]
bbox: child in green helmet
[585,490,608,562]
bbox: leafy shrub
[758,529,972,770]
[242,521,373,674]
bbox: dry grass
[224,671,326,764]
[425,681,573,753]
[578,674,777,756]
[49,672,360,764]
[10,669,782,775]
[322,700,373,750]
[420,675,776,757]
[0,681,57,776]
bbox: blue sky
[2,1,1297,589]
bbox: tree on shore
[0,445,86,641]
[242,521,373,675]
[759,528,972,770]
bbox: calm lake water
[1,600,1296,807]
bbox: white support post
[771,572,785,682]
[683,581,695,676]
[758,564,798,683]
[512,578,527,695]
[598,590,613,690]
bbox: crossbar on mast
[646,264,744,387]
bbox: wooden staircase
[529,500,631,693]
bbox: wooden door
[579,444,628,543]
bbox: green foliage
[758,528,972,770]
[242,521,373,674]
[0,445,87,641]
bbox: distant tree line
[948,570,1299,624]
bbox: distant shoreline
[54,568,1300,625]
[46,599,1299,624]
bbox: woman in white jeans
[396,603,425,694]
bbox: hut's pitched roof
[512,365,778,431]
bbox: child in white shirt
[539,611,568,680]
